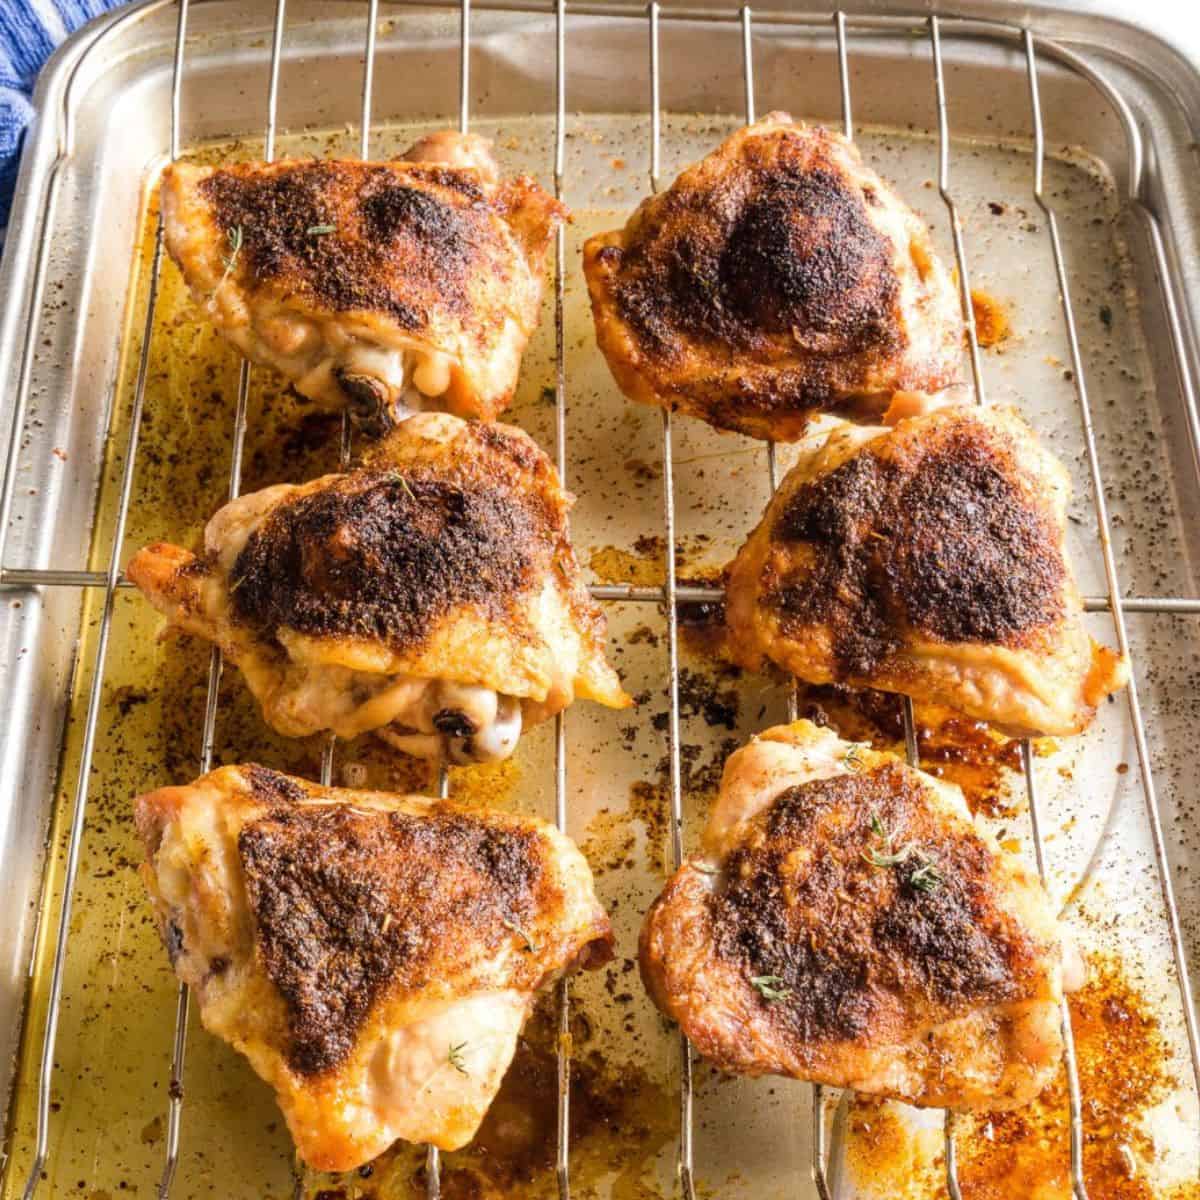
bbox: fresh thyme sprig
[862,842,917,868]
[862,810,913,867]
[502,917,538,953]
[448,1041,470,1075]
[750,974,792,1003]
[843,744,869,774]
[217,225,243,292]
[909,859,944,893]
[384,471,418,503]
[861,810,944,892]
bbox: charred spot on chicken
[768,423,1066,676]
[237,800,545,1075]
[226,470,542,650]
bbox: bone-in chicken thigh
[583,114,963,440]
[640,721,1077,1110]
[161,132,564,434]
[136,765,613,1170]
[127,413,629,761]
[725,406,1127,736]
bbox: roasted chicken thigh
[640,721,1077,1110]
[583,114,963,440]
[162,132,564,434]
[135,764,613,1170]
[127,413,629,761]
[725,406,1127,736]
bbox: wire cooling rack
[1,4,1198,1199]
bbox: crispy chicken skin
[583,114,963,440]
[640,721,1078,1110]
[725,406,1127,736]
[135,764,613,1170]
[161,132,565,434]
[126,413,629,761]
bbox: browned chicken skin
[162,132,565,434]
[135,764,613,1170]
[640,722,1078,1110]
[725,406,1127,736]
[583,114,963,440]
[402,130,500,180]
[127,413,629,761]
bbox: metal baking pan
[1,2,1199,1197]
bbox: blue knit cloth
[0,0,126,230]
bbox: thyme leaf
[217,225,243,293]
[908,857,944,893]
[502,917,538,953]
[862,813,946,892]
[306,223,337,236]
[693,861,720,876]
[384,471,418,503]
[843,744,869,774]
[864,810,909,866]
[448,1041,470,1075]
[750,975,792,1002]
[862,843,916,869]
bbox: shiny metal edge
[0,3,137,1150]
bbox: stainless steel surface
[7,5,183,1195]
[550,4,575,1196]
[1025,22,1200,1107]
[2,2,1200,1199]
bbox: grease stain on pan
[845,958,1200,1200]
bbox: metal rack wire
[1,3,1199,1200]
